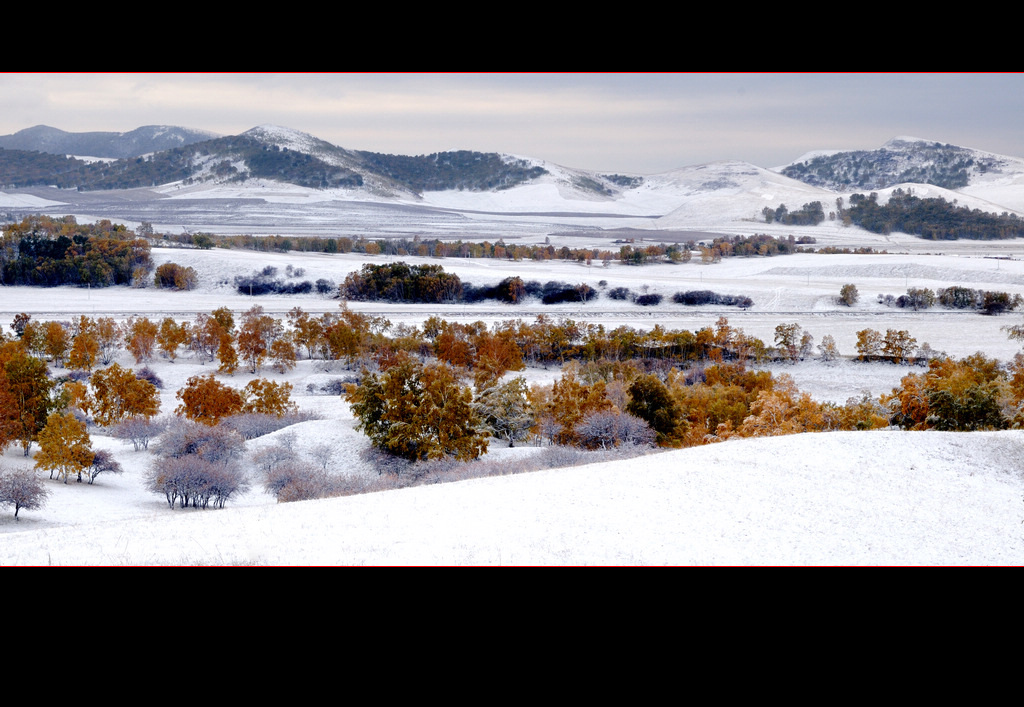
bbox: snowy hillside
[2,429,1021,565]
[5,132,1024,240]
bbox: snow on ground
[2,428,1022,565]
[6,198,1024,563]
[5,246,1024,362]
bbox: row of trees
[761,202,826,226]
[156,229,812,265]
[12,306,809,380]
[845,190,1024,240]
[0,215,153,287]
[348,337,1024,467]
[877,286,1023,315]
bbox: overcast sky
[1,73,1021,175]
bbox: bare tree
[111,416,167,451]
[576,411,656,450]
[85,449,124,485]
[148,420,249,509]
[0,466,49,520]
[308,443,335,473]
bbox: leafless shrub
[110,416,167,451]
[576,411,656,450]
[346,440,659,497]
[537,415,563,446]
[156,418,245,464]
[148,455,249,509]
[264,460,333,503]
[135,366,164,389]
[538,445,586,468]
[309,378,352,395]
[221,411,322,440]
[331,473,397,497]
[148,419,249,509]
[308,443,335,473]
[359,446,414,478]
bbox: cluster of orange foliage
[175,374,297,425]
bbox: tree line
[7,298,1024,519]
[0,215,153,287]
[842,190,1024,240]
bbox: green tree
[346,360,487,462]
[475,376,535,447]
[626,374,681,445]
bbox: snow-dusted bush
[575,411,656,450]
[220,410,321,440]
[264,460,334,503]
[135,366,164,389]
[635,293,663,306]
[111,416,166,451]
[84,449,124,485]
[148,455,249,510]
[537,445,586,469]
[156,419,245,464]
[305,378,354,396]
[673,290,753,308]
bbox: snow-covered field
[5,164,1024,564]
[2,242,1024,565]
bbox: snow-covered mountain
[5,127,1024,237]
[779,136,1024,193]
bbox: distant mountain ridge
[3,125,1024,221]
[0,124,558,196]
[0,124,219,159]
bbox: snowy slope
[2,429,1021,565]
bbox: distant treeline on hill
[841,189,1024,240]
[0,140,543,192]
[761,201,826,226]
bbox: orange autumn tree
[540,368,615,446]
[67,317,100,371]
[89,363,161,427]
[34,411,94,484]
[157,317,190,361]
[0,341,64,456]
[241,379,297,417]
[175,374,245,425]
[737,375,840,438]
[176,375,298,425]
[125,316,159,363]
